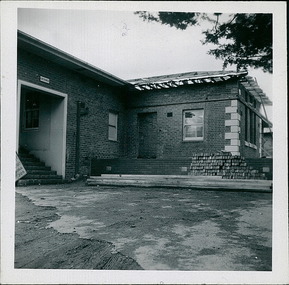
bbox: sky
[18,8,273,119]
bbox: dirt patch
[15,184,272,271]
[15,193,142,270]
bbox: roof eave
[18,30,131,88]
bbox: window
[108,112,118,141]
[245,106,257,145]
[24,92,39,129]
[183,109,204,141]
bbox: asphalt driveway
[15,182,272,271]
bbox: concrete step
[87,175,272,192]
[24,165,51,171]
[17,178,66,186]
[21,161,46,167]
[26,170,57,175]
[18,156,40,162]
[17,149,65,185]
[18,153,34,159]
[23,174,63,179]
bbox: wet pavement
[16,182,272,271]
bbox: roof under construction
[128,71,272,106]
[239,76,272,105]
[128,70,247,89]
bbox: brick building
[17,31,272,183]
[126,72,272,159]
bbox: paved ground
[15,182,272,271]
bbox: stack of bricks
[189,152,267,180]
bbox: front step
[17,178,66,186]
[17,149,66,186]
[25,170,57,175]
[86,174,272,192]
[23,174,63,179]
[24,165,52,171]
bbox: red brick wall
[18,49,127,179]
[238,101,261,158]
[125,81,238,158]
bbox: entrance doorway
[17,81,67,176]
[138,112,157,158]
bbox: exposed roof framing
[128,71,248,91]
[239,76,272,106]
[129,71,272,107]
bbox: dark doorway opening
[138,112,157,158]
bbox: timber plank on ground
[86,175,272,192]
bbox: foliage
[135,12,272,73]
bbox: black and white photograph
[1,1,288,284]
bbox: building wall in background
[126,82,238,158]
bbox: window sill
[245,141,257,149]
[183,138,204,142]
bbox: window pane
[185,117,195,124]
[25,93,39,129]
[108,112,118,141]
[183,109,204,140]
[108,126,117,141]
[184,125,196,138]
[109,113,117,126]
[185,111,194,118]
[26,112,32,128]
[196,126,203,137]
[25,93,39,109]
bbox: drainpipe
[75,101,88,177]
[75,101,89,177]
[75,101,82,177]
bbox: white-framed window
[183,109,204,141]
[108,112,118,141]
[24,92,39,129]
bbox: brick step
[18,156,41,163]
[17,178,66,186]
[22,174,63,179]
[18,153,37,158]
[25,169,57,175]
[21,161,46,167]
[17,148,66,186]
[24,165,52,171]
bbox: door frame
[17,80,68,176]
